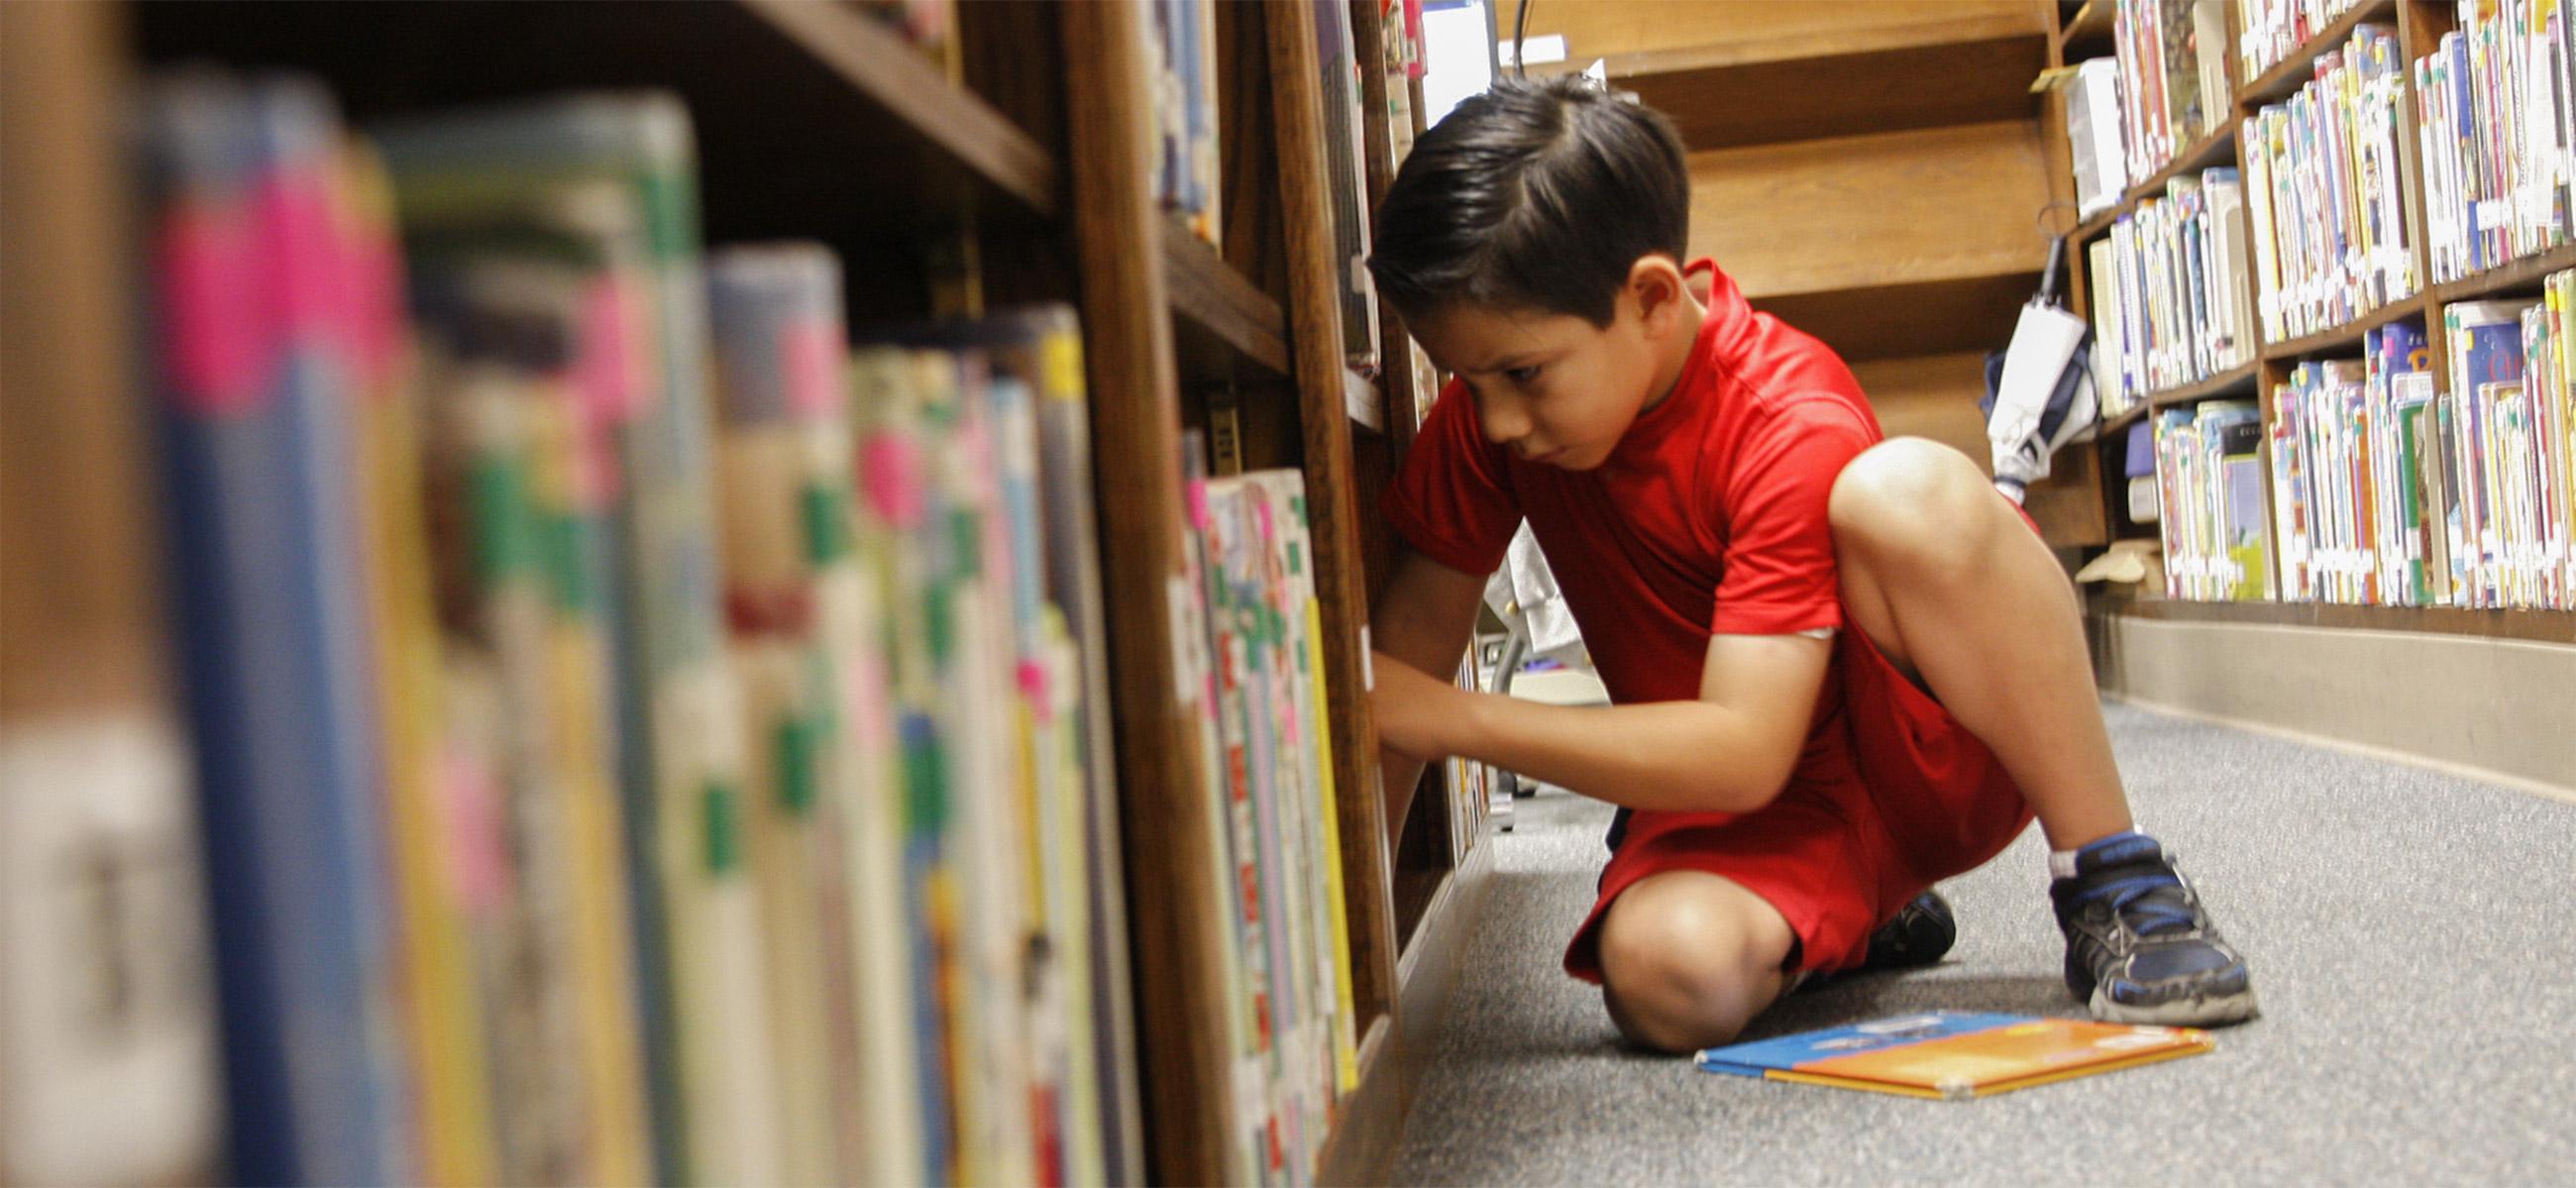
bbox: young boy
[1363,76,2256,1053]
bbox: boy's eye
[1505,366,1542,384]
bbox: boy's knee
[1597,874,1793,1052]
[1829,438,2000,585]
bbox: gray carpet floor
[1390,702,2576,1185]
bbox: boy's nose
[1480,403,1533,447]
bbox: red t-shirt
[1383,259,1880,723]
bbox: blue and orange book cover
[1696,1012,2214,1100]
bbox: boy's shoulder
[1699,308,1880,450]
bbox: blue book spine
[146,74,406,1186]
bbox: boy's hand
[1369,649,1466,763]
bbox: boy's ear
[1625,255,1689,337]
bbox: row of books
[2236,0,2368,84]
[2109,0,2234,186]
[2456,288,2576,608]
[2269,301,2576,610]
[2152,400,2277,600]
[1377,0,1447,430]
[2241,22,2419,345]
[1151,0,1223,247]
[2270,325,2439,603]
[122,72,1145,1186]
[2087,167,2258,413]
[2414,0,2576,286]
[1175,459,1362,1188]
[2159,295,2576,608]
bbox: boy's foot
[1859,890,1956,971]
[2051,832,2258,1026]
[1794,891,1955,995]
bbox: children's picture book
[1695,1012,2215,1101]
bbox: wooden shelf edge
[2259,296,2425,361]
[2056,0,2114,57]
[2101,594,2576,644]
[2075,122,2238,242]
[2119,360,2259,412]
[2429,241,2576,306]
[2097,401,2150,438]
[2121,121,2237,207]
[2235,0,2401,110]
[740,0,1059,219]
[1317,833,1494,1186]
[1314,1016,1399,1188]
[1160,219,1292,377]
[2074,203,2117,244]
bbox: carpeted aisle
[1389,702,2576,1185]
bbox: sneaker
[2051,832,2258,1026]
[1859,890,1957,972]
[1793,891,1955,995]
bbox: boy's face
[1407,259,1697,472]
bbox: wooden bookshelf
[2046,0,2576,629]
[131,0,1059,231]
[741,0,1058,216]
[1163,219,1293,381]
[2258,297,2429,362]
[31,2,1488,1186]
[2428,241,2576,305]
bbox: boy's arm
[1371,629,1829,814]
[1369,548,1489,843]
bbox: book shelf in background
[2049,0,2576,629]
[1522,1,2110,545]
[0,2,1486,1186]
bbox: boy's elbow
[1700,737,1799,814]
[1660,755,1793,815]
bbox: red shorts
[1561,620,2037,983]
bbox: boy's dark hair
[1368,75,1690,328]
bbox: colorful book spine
[381,90,785,1188]
[142,72,408,1187]
[2155,399,2273,599]
[2093,166,2254,403]
[1150,0,1223,247]
[708,243,855,1188]
[2244,25,2416,343]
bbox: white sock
[2049,827,2147,880]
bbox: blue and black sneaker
[1860,890,1957,972]
[1793,890,1956,995]
[2051,832,2258,1026]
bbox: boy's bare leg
[1826,438,2134,851]
[1595,870,1796,1052]
[1827,439,2257,1026]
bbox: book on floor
[1694,1012,2214,1101]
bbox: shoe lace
[2081,870,2196,935]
